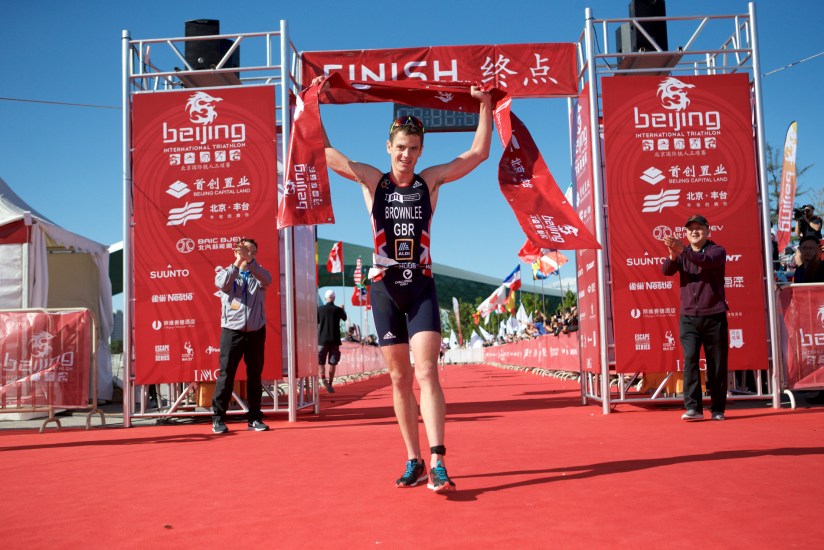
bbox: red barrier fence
[483,333,580,372]
[780,284,824,390]
[333,342,385,377]
[0,309,93,409]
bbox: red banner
[574,84,602,373]
[776,122,798,254]
[132,86,281,384]
[0,309,91,408]
[483,333,580,372]
[278,74,598,249]
[495,100,601,250]
[780,285,824,389]
[277,85,335,228]
[302,43,578,98]
[602,74,768,372]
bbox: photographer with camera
[794,204,822,240]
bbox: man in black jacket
[663,215,729,421]
[317,290,347,392]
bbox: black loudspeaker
[628,0,668,51]
[184,19,239,71]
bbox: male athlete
[312,75,492,492]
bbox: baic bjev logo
[633,77,721,133]
[162,91,246,146]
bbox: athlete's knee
[414,363,439,387]
[388,363,414,387]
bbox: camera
[793,207,805,220]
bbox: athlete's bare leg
[410,330,447,468]
[382,343,422,462]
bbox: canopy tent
[0,176,113,400]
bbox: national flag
[518,239,543,263]
[533,250,569,279]
[502,266,521,290]
[479,325,493,342]
[353,257,363,285]
[532,260,550,280]
[516,303,530,328]
[449,329,459,349]
[351,284,370,307]
[477,285,509,316]
[469,330,484,349]
[505,287,517,313]
[776,121,798,254]
[326,241,343,273]
[471,312,481,325]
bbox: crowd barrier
[482,333,580,372]
[0,308,105,432]
[333,342,386,379]
[779,284,824,392]
[443,348,484,364]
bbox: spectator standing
[212,238,272,434]
[792,235,824,283]
[795,204,822,240]
[662,215,729,422]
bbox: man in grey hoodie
[212,237,272,433]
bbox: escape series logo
[162,91,246,146]
[633,77,721,133]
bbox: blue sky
[2,1,822,304]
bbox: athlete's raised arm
[310,76,383,192]
[420,86,493,188]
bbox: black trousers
[212,327,265,422]
[680,313,729,413]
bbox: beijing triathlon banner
[780,284,824,389]
[131,86,281,384]
[0,309,91,408]
[602,74,768,373]
[574,84,601,373]
[302,43,577,98]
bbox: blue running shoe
[427,460,456,493]
[395,459,427,488]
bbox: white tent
[0,176,113,400]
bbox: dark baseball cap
[684,214,709,227]
[802,204,815,211]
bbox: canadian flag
[326,241,343,273]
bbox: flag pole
[541,276,545,315]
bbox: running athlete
[312,75,492,493]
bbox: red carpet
[1,364,823,549]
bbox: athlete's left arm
[420,86,492,189]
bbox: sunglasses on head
[389,115,425,134]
